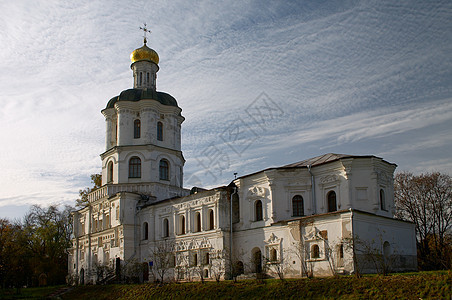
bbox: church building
[68,37,417,284]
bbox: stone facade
[68,42,417,284]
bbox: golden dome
[130,44,159,65]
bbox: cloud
[0,0,451,218]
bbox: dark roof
[237,153,395,180]
[106,88,179,109]
[282,153,361,168]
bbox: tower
[100,37,187,201]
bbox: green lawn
[62,271,451,300]
[0,285,64,299]
[4,271,449,300]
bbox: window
[327,191,337,212]
[157,121,163,141]
[163,218,169,237]
[204,252,210,265]
[232,193,240,223]
[134,119,141,139]
[194,212,201,232]
[208,209,214,230]
[252,248,262,273]
[236,261,244,275]
[255,200,263,221]
[383,241,391,261]
[179,215,185,235]
[311,244,320,259]
[380,189,386,211]
[203,269,209,278]
[159,159,169,180]
[146,72,149,84]
[108,161,113,183]
[129,156,141,178]
[143,222,148,240]
[139,72,142,85]
[193,253,198,266]
[270,248,277,262]
[292,195,304,217]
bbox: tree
[76,173,102,208]
[394,171,452,270]
[263,249,291,280]
[150,240,175,283]
[23,204,74,285]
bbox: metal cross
[139,23,151,44]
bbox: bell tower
[99,28,187,201]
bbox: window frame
[128,156,141,178]
[292,195,304,217]
[133,119,141,139]
[159,159,169,180]
[157,121,163,141]
[255,200,263,221]
[327,191,337,212]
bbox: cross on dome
[139,23,151,45]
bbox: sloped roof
[236,153,394,180]
[282,153,359,168]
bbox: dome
[105,88,178,109]
[130,44,159,65]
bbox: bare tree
[209,250,225,282]
[395,171,452,269]
[150,240,175,283]
[263,249,291,280]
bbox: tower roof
[130,44,159,65]
[105,88,178,109]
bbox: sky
[0,0,451,220]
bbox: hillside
[61,271,451,300]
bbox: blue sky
[0,0,451,219]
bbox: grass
[6,271,449,300]
[0,285,64,300]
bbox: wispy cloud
[0,0,451,217]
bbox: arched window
[252,248,262,273]
[143,222,148,240]
[255,200,263,221]
[208,209,214,230]
[383,241,391,261]
[327,191,337,212]
[157,121,163,141]
[203,269,209,278]
[146,72,149,84]
[232,193,240,223]
[134,119,141,139]
[204,252,210,265]
[193,253,198,266]
[292,195,304,217]
[163,218,169,237]
[236,261,244,275]
[129,156,141,178]
[159,159,169,180]
[311,244,320,259]
[380,189,386,211]
[179,215,185,235]
[139,72,142,85]
[270,248,277,262]
[108,161,113,183]
[195,212,201,232]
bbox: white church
[68,37,417,284]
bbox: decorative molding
[247,186,268,199]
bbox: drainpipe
[230,186,237,279]
[349,208,358,275]
[307,165,316,215]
